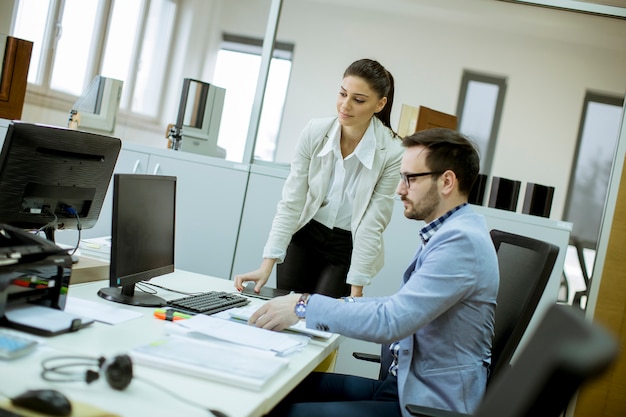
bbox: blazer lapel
[351,132,387,228]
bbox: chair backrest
[488,229,559,381]
[474,304,618,417]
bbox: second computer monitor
[98,174,176,307]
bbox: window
[564,92,624,249]
[562,91,624,307]
[212,34,293,163]
[456,70,507,176]
[11,0,177,119]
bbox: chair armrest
[405,404,469,417]
[351,352,381,363]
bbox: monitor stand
[98,284,166,307]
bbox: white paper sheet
[131,335,289,390]
[170,313,309,356]
[228,305,333,339]
[64,297,143,325]
[4,305,94,334]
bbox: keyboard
[167,291,250,315]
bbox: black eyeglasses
[399,172,441,188]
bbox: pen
[153,308,192,321]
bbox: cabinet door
[148,155,248,279]
[231,171,285,287]
[82,149,150,239]
[116,149,151,175]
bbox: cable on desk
[134,282,160,295]
[139,281,207,296]
[134,375,229,417]
[36,355,229,416]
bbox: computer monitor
[0,121,121,242]
[97,174,176,307]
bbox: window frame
[563,91,625,250]
[456,70,507,176]
[11,0,179,127]
[215,32,294,163]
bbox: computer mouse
[11,389,72,417]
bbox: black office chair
[353,229,559,385]
[406,304,619,417]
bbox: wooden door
[0,36,33,120]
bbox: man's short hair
[402,128,480,195]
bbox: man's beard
[402,181,439,221]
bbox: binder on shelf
[522,183,555,218]
[488,177,521,212]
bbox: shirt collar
[318,119,376,169]
[419,202,468,245]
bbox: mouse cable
[133,375,229,417]
[0,377,226,417]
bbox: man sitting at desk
[248,128,500,417]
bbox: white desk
[0,270,341,417]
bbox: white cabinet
[231,163,290,286]
[55,147,151,246]
[85,148,151,239]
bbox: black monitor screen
[0,121,121,241]
[98,174,176,307]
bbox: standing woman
[234,58,403,298]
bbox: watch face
[295,302,306,318]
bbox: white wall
[2,0,626,223]
[270,0,626,222]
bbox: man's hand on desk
[248,293,301,331]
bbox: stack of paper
[228,305,333,339]
[4,305,94,336]
[168,314,309,356]
[131,335,289,390]
[78,236,111,261]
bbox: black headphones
[41,354,133,391]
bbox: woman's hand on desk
[233,258,276,292]
[248,293,301,331]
